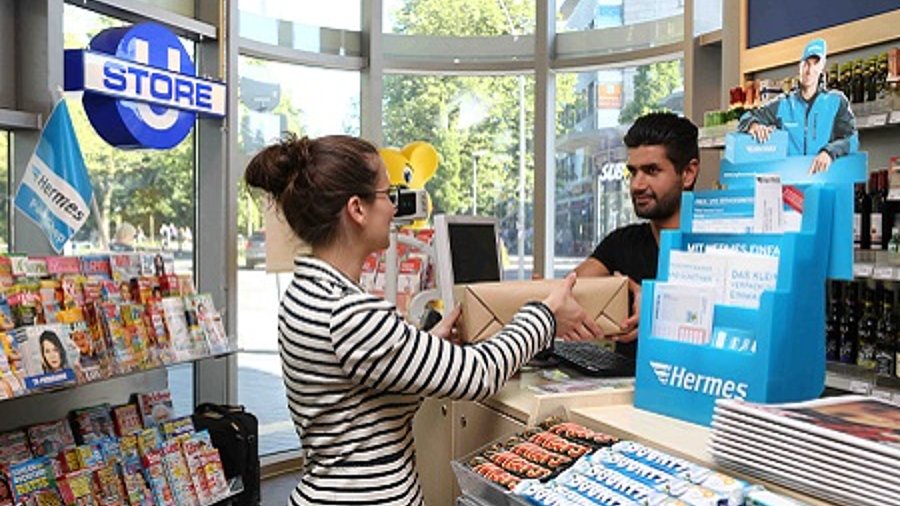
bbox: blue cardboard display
[718,152,867,280]
[634,185,835,426]
[724,130,788,164]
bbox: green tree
[618,60,683,124]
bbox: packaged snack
[504,441,572,469]
[554,471,640,505]
[568,459,672,505]
[479,451,552,480]
[470,461,521,491]
[540,419,618,447]
[513,480,596,506]
[525,430,590,458]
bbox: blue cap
[801,38,827,61]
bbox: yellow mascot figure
[379,141,439,229]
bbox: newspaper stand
[634,153,867,426]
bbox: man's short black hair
[623,112,699,173]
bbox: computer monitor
[433,214,503,311]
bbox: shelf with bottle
[825,278,900,398]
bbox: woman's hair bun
[244,132,313,198]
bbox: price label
[873,266,894,280]
[853,263,874,277]
[869,114,888,127]
[891,111,900,124]
[872,389,893,402]
[849,380,871,395]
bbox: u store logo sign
[64,22,226,149]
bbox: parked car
[244,230,266,269]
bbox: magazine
[160,297,195,361]
[57,469,99,506]
[112,404,144,437]
[716,395,900,456]
[708,438,881,506]
[26,419,76,457]
[79,255,112,280]
[15,323,78,390]
[136,390,175,429]
[712,409,900,479]
[0,430,33,467]
[69,405,116,445]
[57,309,108,384]
[8,456,63,506]
[710,427,900,497]
[187,294,228,355]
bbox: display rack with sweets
[453,417,814,506]
[0,252,234,402]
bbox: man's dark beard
[632,190,679,220]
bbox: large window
[554,59,683,274]
[239,0,362,54]
[63,3,196,411]
[385,0,536,36]
[383,74,535,279]
[236,56,360,456]
[557,0,683,32]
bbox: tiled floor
[261,472,301,506]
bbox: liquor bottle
[879,171,894,249]
[857,286,878,370]
[854,182,871,250]
[870,173,884,250]
[865,57,877,102]
[850,59,866,104]
[825,281,842,361]
[875,286,897,377]
[838,281,859,364]
[877,52,889,100]
[827,63,839,90]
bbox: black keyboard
[551,341,636,377]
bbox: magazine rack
[635,184,843,425]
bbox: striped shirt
[281,256,555,505]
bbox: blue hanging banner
[14,100,94,253]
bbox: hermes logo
[649,361,749,399]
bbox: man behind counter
[575,112,699,359]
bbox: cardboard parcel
[454,277,628,343]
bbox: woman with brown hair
[244,133,601,505]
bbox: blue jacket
[738,85,859,159]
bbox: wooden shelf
[698,29,722,47]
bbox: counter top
[481,367,635,425]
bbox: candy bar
[483,450,552,480]
[470,460,521,491]
[526,431,590,458]
[555,471,641,505]
[506,441,572,469]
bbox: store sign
[64,22,226,149]
[597,162,627,182]
[650,361,749,400]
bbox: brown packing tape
[454,277,628,343]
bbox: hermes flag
[14,100,94,253]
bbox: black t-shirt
[589,222,658,359]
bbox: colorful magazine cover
[159,417,194,442]
[69,405,116,445]
[0,338,24,399]
[57,309,108,384]
[15,324,78,390]
[79,256,112,281]
[97,302,136,375]
[0,257,14,289]
[110,254,142,284]
[91,463,126,505]
[159,298,195,362]
[38,280,62,324]
[9,456,63,506]
[0,468,13,506]
[26,419,75,458]
[187,294,228,355]
[141,449,175,506]
[0,430,33,467]
[136,390,175,429]
[120,304,157,369]
[160,439,198,506]
[111,405,144,438]
[57,469,99,506]
[718,395,900,454]
[44,257,81,277]
[8,285,42,328]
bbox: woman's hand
[542,273,603,341]
[431,304,463,345]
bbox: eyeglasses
[372,185,401,205]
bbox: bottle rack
[634,153,868,426]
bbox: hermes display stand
[634,153,867,426]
